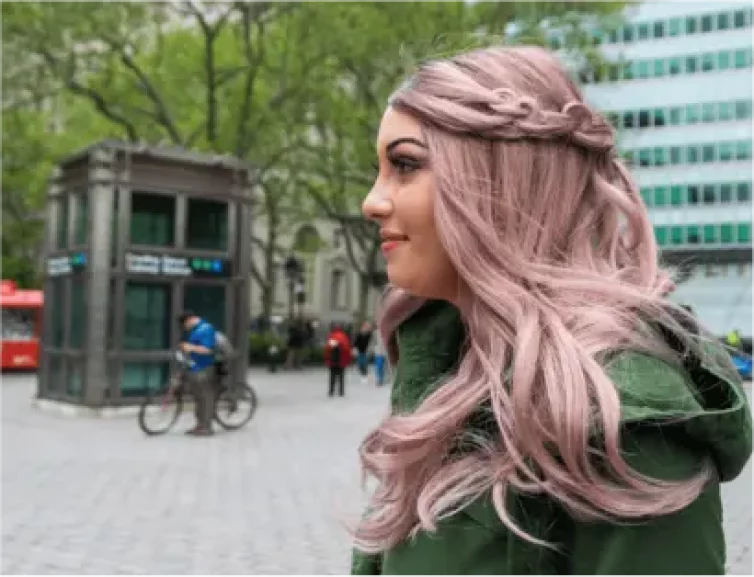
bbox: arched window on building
[292,225,323,305]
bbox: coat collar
[390,299,466,413]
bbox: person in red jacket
[324,323,353,397]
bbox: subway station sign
[125,252,231,278]
[47,252,88,277]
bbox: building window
[652,21,664,38]
[669,146,683,165]
[703,225,718,244]
[685,56,698,74]
[186,198,228,251]
[653,59,665,77]
[733,10,747,28]
[668,58,682,76]
[702,145,716,163]
[718,12,730,30]
[640,188,652,206]
[702,184,717,203]
[653,108,666,127]
[330,269,348,311]
[687,226,701,244]
[653,186,669,206]
[737,182,752,202]
[69,279,87,349]
[638,22,649,40]
[737,223,752,244]
[623,111,635,128]
[622,25,634,43]
[74,193,88,246]
[720,224,734,244]
[701,103,716,122]
[685,16,698,34]
[56,198,69,250]
[654,226,668,246]
[670,226,684,245]
[638,110,651,128]
[653,148,667,166]
[719,101,734,120]
[718,51,731,70]
[123,282,171,350]
[736,141,752,161]
[670,185,685,206]
[701,14,714,33]
[701,53,716,72]
[734,49,750,69]
[636,60,650,79]
[669,107,682,125]
[685,104,700,124]
[183,283,226,333]
[687,185,700,205]
[720,183,733,203]
[735,100,752,119]
[638,149,651,167]
[623,62,635,81]
[686,146,699,164]
[130,192,175,247]
[668,17,682,36]
[719,142,735,162]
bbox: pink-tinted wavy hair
[354,46,714,552]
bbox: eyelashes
[373,155,424,176]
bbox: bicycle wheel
[214,383,258,430]
[138,387,184,436]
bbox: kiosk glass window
[69,279,87,349]
[2,308,37,341]
[121,362,170,397]
[124,282,171,350]
[56,198,69,249]
[183,284,226,332]
[130,192,175,247]
[74,193,88,245]
[186,199,228,251]
[49,279,66,347]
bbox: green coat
[352,300,752,575]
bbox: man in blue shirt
[179,311,217,436]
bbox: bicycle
[138,350,258,436]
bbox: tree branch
[106,39,184,145]
[40,50,140,141]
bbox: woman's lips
[381,240,404,254]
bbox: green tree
[1,2,324,316]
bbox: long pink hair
[354,46,715,552]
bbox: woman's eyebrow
[386,137,428,153]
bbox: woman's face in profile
[363,107,458,300]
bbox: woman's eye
[389,155,421,175]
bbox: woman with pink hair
[352,46,752,575]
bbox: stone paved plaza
[2,370,752,574]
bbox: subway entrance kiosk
[37,141,253,409]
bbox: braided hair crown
[393,45,615,155]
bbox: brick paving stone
[2,371,751,574]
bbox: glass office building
[579,1,753,337]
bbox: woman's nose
[362,189,393,221]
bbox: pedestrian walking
[324,323,353,397]
[372,331,387,386]
[354,322,374,385]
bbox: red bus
[1,280,43,370]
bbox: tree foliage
[2,1,627,314]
